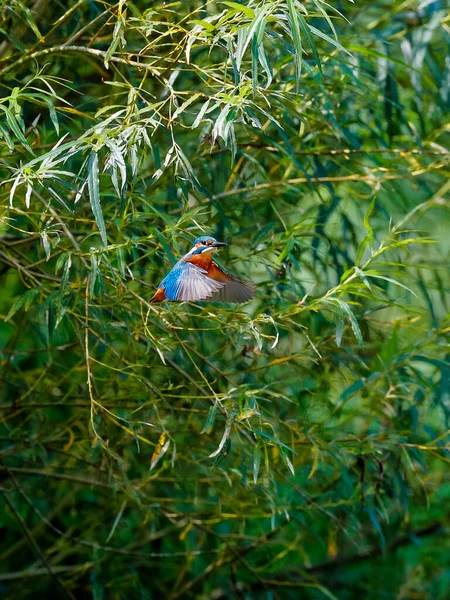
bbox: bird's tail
[150,287,166,303]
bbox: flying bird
[150,236,254,303]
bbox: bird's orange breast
[184,253,213,270]
[184,255,233,282]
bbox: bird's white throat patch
[186,245,217,255]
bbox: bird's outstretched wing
[206,262,255,303]
[163,261,225,301]
[152,259,254,303]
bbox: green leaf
[287,0,303,82]
[355,234,373,265]
[192,99,212,129]
[0,105,34,154]
[209,414,234,458]
[254,430,297,454]
[47,300,56,340]
[0,121,14,151]
[89,252,102,298]
[355,267,372,291]
[171,93,201,123]
[201,404,217,434]
[105,500,127,544]
[335,319,344,347]
[280,448,295,476]
[296,10,323,77]
[222,1,255,19]
[6,290,37,321]
[41,231,51,261]
[253,443,262,484]
[329,299,363,346]
[365,273,417,297]
[309,25,352,56]
[364,197,376,238]
[235,7,268,71]
[87,152,107,246]
[339,380,365,403]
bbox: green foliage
[0,1,449,598]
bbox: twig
[0,45,161,77]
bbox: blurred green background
[0,1,449,598]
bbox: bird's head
[186,236,227,256]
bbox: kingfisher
[150,236,254,303]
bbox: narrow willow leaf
[0,121,14,151]
[116,247,126,278]
[212,104,231,145]
[286,0,303,81]
[89,252,99,298]
[59,255,72,291]
[105,500,127,543]
[189,19,215,33]
[253,444,261,484]
[150,432,170,470]
[48,101,59,135]
[171,93,201,123]
[331,299,363,346]
[24,288,40,311]
[312,0,340,38]
[280,448,295,476]
[0,105,33,154]
[235,8,267,71]
[209,414,234,458]
[47,300,56,339]
[258,44,273,88]
[130,144,138,176]
[15,1,42,39]
[355,234,373,265]
[6,295,27,321]
[335,319,344,347]
[213,438,231,467]
[104,17,125,69]
[309,25,352,56]
[9,174,22,207]
[25,183,32,208]
[87,152,107,245]
[254,430,297,454]
[201,404,217,434]
[339,380,365,403]
[296,10,323,77]
[41,231,51,261]
[251,34,259,96]
[355,267,372,291]
[105,139,126,193]
[75,178,88,204]
[222,1,255,18]
[192,99,211,129]
[308,446,320,479]
[28,93,60,135]
[366,273,417,297]
[251,16,267,96]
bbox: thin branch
[0,45,162,77]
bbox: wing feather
[157,258,253,303]
[204,263,255,303]
[176,263,224,301]
[208,279,255,303]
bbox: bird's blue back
[159,258,189,300]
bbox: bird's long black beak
[212,241,227,248]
